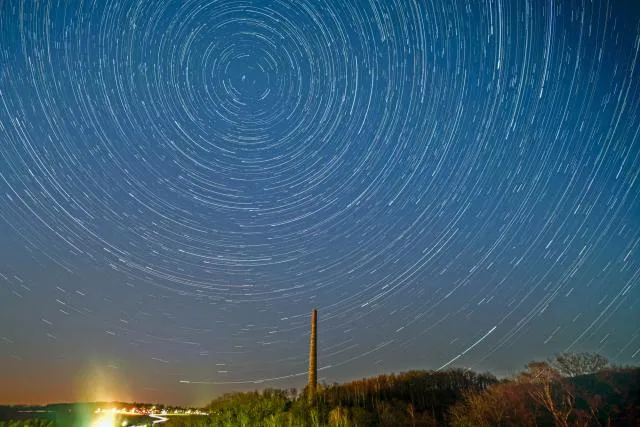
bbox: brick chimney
[308,308,317,400]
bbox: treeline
[2,353,637,426]
[320,369,497,425]
[182,369,495,426]
[163,352,639,427]
[450,362,639,426]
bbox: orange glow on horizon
[74,361,133,403]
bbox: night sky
[1,0,639,406]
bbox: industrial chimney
[308,308,317,400]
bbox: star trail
[1,0,639,405]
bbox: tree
[519,361,574,427]
[328,406,350,427]
[552,352,609,377]
[349,407,375,427]
[449,380,540,427]
[407,403,416,427]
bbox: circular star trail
[0,0,639,402]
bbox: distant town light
[91,412,116,427]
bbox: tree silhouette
[552,352,609,377]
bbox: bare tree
[520,361,574,427]
[552,352,609,377]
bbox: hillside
[1,354,638,426]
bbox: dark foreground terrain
[2,353,639,426]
